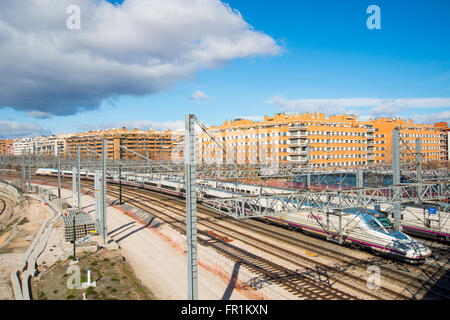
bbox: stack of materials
[63,208,96,242]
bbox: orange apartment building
[434,122,449,162]
[371,118,442,164]
[200,112,446,168]
[200,115,291,166]
[66,128,180,161]
[200,112,375,168]
[0,140,13,155]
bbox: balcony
[289,157,307,164]
[289,133,307,139]
[289,148,308,156]
[290,139,307,147]
[289,124,307,131]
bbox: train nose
[407,244,432,259]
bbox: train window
[368,220,382,229]
[377,217,393,228]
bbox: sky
[0,0,449,138]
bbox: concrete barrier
[10,270,23,300]
[12,191,62,300]
[0,180,21,204]
[21,273,32,300]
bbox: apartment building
[0,140,13,155]
[291,114,375,168]
[66,128,179,160]
[200,112,375,168]
[200,112,444,168]
[11,135,68,156]
[199,115,290,166]
[371,118,442,164]
[434,122,449,162]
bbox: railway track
[106,186,402,299]
[10,173,450,299]
[105,186,359,300]
[0,198,6,217]
[105,183,449,300]
[8,174,352,300]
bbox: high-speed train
[261,208,431,264]
[36,168,114,180]
[36,168,433,263]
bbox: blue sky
[0,0,449,138]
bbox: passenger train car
[36,168,432,263]
[262,208,431,264]
[372,202,450,243]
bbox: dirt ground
[31,247,153,300]
[0,189,53,300]
[0,183,156,301]
[0,198,51,254]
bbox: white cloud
[267,96,450,114]
[26,111,53,119]
[231,115,265,122]
[0,0,280,116]
[190,90,211,101]
[267,96,450,123]
[0,121,52,138]
[407,110,450,125]
[77,120,185,132]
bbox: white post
[185,114,198,300]
[94,171,101,233]
[72,167,77,206]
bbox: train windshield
[368,220,382,229]
[377,217,393,229]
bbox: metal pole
[77,145,81,209]
[73,214,76,261]
[146,150,149,173]
[57,146,61,198]
[392,129,401,185]
[119,138,123,205]
[119,164,123,205]
[306,144,311,190]
[357,169,363,205]
[3,149,6,180]
[21,150,25,187]
[94,171,101,232]
[185,114,198,300]
[416,138,422,204]
[392,129,402,231]
[101,139,107,244]
[72,167,77,206]
[28,149,31,190]
[416,138,422,183]
[356,169,363,188]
